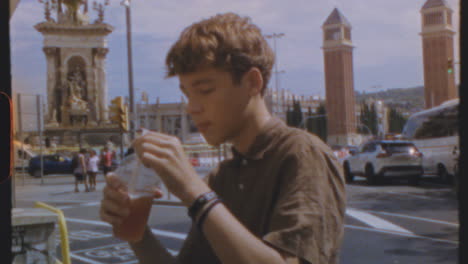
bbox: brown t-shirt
[131,117,346,264]
[176,117,346,264]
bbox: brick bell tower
[420,0,457,108]
[322,8,358,146]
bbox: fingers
[141,142,173,160]
[103,183,129,205]
[141,152,167,173]
[153,187,164,199]
[100,177,130,226]
[105,173,127,190]
[100,203,126,226]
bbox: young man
[100,13,346,264]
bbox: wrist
[180,179,211,207]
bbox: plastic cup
[112,151,162,242]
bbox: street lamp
[121,0,136,140]
[264,33,285,111]
[274,70,285,116]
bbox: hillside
[355,86,425,115]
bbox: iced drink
[113,194,154,242]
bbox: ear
[243,67,263,96]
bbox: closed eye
[200,88,215,95]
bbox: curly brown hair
[165,12,275,95]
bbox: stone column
[59,64,70,126]
[43,47,57,122]
[86,65,98,125]
[95,48,109,123]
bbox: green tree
[286,106,293,126]
[369,103,378,135]
[359,101,378,135]
[287,99,303,128]
[388,107,408,134]
[292,99,303,128]
[359,102,369,134]
[316,103,327,142]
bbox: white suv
[343,140,423,185]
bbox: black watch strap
[188,191,218,220]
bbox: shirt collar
[231,117,286,161]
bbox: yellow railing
[34,202,71,264]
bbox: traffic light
[447,58,454,74]
[109,96,129,132]
[120,104,129,132]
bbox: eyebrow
[180,78,215,92]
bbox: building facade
[135,97,231,165]
[265,88,324,123]
[322,8,359,146]
[420,0,457,109]
[35,1,114,128]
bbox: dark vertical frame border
[459,0,466,263]
[0,0,12,263]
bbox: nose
[186,99,204,115]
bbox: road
[14,172,458,264]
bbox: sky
[10,0,461,106]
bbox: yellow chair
[34,202,71,264]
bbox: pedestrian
[87,149,100,191]
[125,147,135,157]
[100,13,346,264]
[74,148,89,192]
[101,146,113,177]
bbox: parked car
[14,140,37,171]
[28,154,74,177]
[331,145,358,164]
[343,140,423,185]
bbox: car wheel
[408,174,421,186]
[365,165,378,185]
[344,163,354,183]
[437,165,450,184]
[32,169,42,178]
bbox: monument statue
[63,0,87,25]
[68,79,88,112]
[36,0,114,131]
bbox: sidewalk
[13,172,184,208]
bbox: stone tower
[420,0,457,108]
[322,8,358,146]
[35,0,114,128]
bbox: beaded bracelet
[188,191,218,220]
[196,198,223,231]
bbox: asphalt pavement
[13,171,459,264]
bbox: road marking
[65,218,187,240]
[345,224,458,245]
[70,253,104,264]
[385,191,447,201]
[346,208,413,235]
[57,201,101,210]
[71,242,178,264]
[16,199,86,204]
[151,229,187,240]
[66,218,111,227]
[69,230,113,241]
[365,210,459,227]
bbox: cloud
[10,0,461,102]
